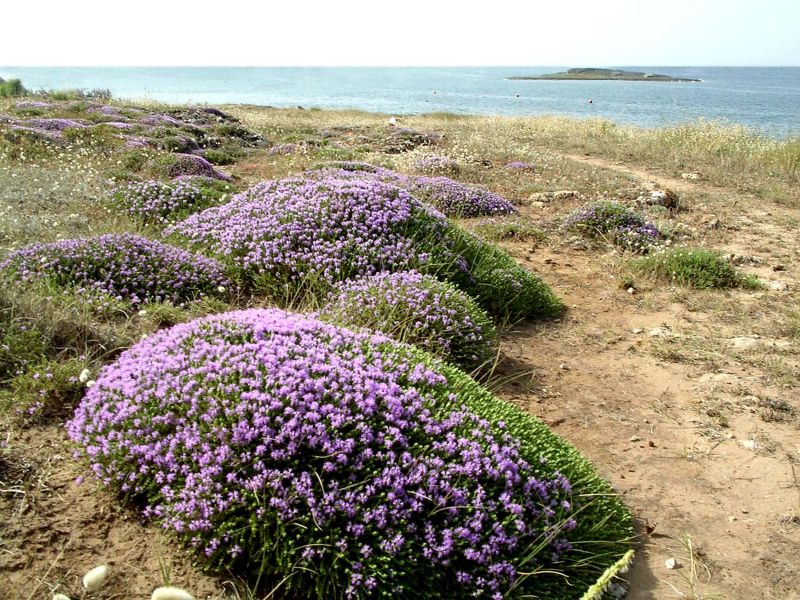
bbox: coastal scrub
[68,309,631,599]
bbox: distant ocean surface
[1,67,799,138]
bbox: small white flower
[151,586,195,600]
[82,564,109,591]
[79,368,91,383]
[217,286,226,293]
[85,380,96,389]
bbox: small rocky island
[509,68,701,82]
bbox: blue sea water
[1,67,799,138]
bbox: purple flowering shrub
[319,271,497,369]
[68,309,583,598]
[308,162,517,218]
[166,177,455,292]
[111,179,223,225]
[168,175,561,322]
[413,154,461,175]
[0,234,230,307]
[505,161,536,172]
[409,177,518,218]
[564,202,661,254]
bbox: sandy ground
[1,151,798,599]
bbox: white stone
[151,586,195,600]
[82,565,109,592]
[664,557,679,569]
[738,439,758,451]
[78,368,91,383]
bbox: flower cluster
[308,162,518,218]
[167,153,230,180]
[413,154,461,175]
[25,118,89,131]
[409,177,518,218]
[319,270,497,369]
[111,180,205,225]
[564,201,661,253]
[167,177,454,291]
[1,234,230,307]
[68,309,575,598]
[505,161,536,172]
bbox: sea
[1,67,799,138]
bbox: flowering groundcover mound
[167,176,560,323]
[111,178,231,226]
[308,162,518,218]
[0,233,230,307]
[319,270,497,370]
[564,202,661,254]
[68,309,632,599]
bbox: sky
[3,0,799,66]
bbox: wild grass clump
[472,217,547,242]
[1,233,231,307]
[68,309,631,599]
[630,248,761,289]
[167,176,560,322]
[110,179,225,225]
[564,201,661,254]
[0,357,87,424]
[319,270,497,370]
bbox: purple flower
[1,233,231,307]
[67,309,575,596]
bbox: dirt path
[493,153,800,599]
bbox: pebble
[738,439,758,451]
[629,435,641,442]
[632,328,644,334]
[151,587,195,600]
[768,280,789,291]
[82,565,109,592]
[665,557,679,570]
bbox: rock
[665,557,680,570]
[772,264,786,272]
[632,328,644,334]
[607,582,628,598]
[738,439,758,451]
[559,363,570,370]
[152,587,195,600]
[82,565,109,592]
[726,336,762,351]
[530,201,546,208]
[643,189,680,209]
[629,435,641,442]
[768,280,789,291]
[648,327,676,338]
[681,172,702,180]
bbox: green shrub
[473,217,547,242]
[203,147,239,165]
[630,248,761,289]
[0,78,27,97]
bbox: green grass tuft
[630,248,761,289]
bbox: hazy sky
[4,0,799,66]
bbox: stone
[665,557,679,569]
[768,280,789,291]
[738,439,758,451]
[681,172,702,180]
[726,336,762,351]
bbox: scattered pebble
[79,368,91,383]
[82,564,109,592]
[631,328,643,334]
[768,280,789,292]
[626,287,635,294]
[629,435,641,442]
[664,557,679,570]
[738,439,758,451]
[53,594,71,600]
[151,586,195,600]
[559,363,570,370]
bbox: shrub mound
[308,162,518,218]
[0,233,230,306]
[409,177,518,218]
[111,178,230,225]
[630,248,760,289]
[168,176,561,322]
[319,270,497,369]
[564,201,660,254]
[472,217,547,242]
[68,309,632,599]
